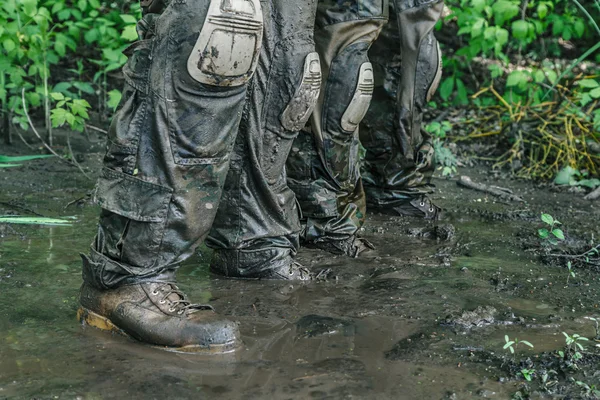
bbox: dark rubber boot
[376,195,441,220]
[78,282,240,353]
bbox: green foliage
[576,381,600,398]
[520,368,536,382]
[554,166,600,189]
[50,92,91,132]
[503,335,534,357]
[0,0,139,137]
[559,332,589,367]
[538,213,565,245]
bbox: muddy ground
[1,131,600,400]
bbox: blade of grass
[542,42,600,100]
[0,216,74,226]
[0,155,54,163]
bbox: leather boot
[78,282,240,353]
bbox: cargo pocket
[95,168,173,269]
[103,38,153,174]
[262,40,322,185]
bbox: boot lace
[151,283,214,315]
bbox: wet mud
[1,135,600,399]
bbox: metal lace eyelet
[429,207,435,212]
[159,300,166,304]
[151,290,159,296]
[168,308,176,313]
[420,201,426,207]
[178,310,184,315]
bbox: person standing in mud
[78,0,323,352]
[287,0,444,257]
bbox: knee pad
[187,0,263,87]
[341,62,375,132]
[281,52,322,132]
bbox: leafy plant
[503,335,534,360]
[425,121,452,139]
[576,381,600,398]
[554,166,600,189]
[520,367,536,382]
[558,331,589,364]
[50,92,90,132]
[538,213,565,245]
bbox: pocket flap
[95,168,172,223]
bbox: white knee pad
[187,0,263,87]
[281,52,322,132]
[341,62,374,132]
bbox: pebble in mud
[407,223,456,241]
[296,315,356,338]
[444,306,497,330]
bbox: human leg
[360,0,444,220]
[207,0,321,279]
[79,0,265,350]
[286,0,388,257]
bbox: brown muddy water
[1,143,600,399]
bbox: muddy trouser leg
[207,1,321,279]
[285,1,388,257]
[359,0,444,220]
[81,1,264,289]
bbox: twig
[584,186,600,201]
[457,175,525,202]
[14,126,34,150]
[67,131,91,180]
[86,124,108,134]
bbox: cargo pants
[286,0,389,257]
[361,0,444,218]
[287,0,444,258]
[82,0,321,288]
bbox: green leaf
[538,228,549,238]
[2,38,16,53]
[521,340,534,348]
[541,213,554,226]
[107,89,123,110]
[534,70,546,83]
[440,77,455,101]
[512,20,529,40]
[554,166,579,185]
[590,87,600,99]
[552,229,565,240]
[578,79,600,89]
[537,3,548,18]
[120,25,139,41]
[120,14,138,24]
[50,92,65,101]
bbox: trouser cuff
[81,247,176,290]
[210,247,295,279]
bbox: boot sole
[77,307,239,354]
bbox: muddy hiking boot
[371,195,442,221]
[303,235,374,258]
[78,282,240,353]
[211,257,324,281]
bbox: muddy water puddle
[1,170,600,399]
